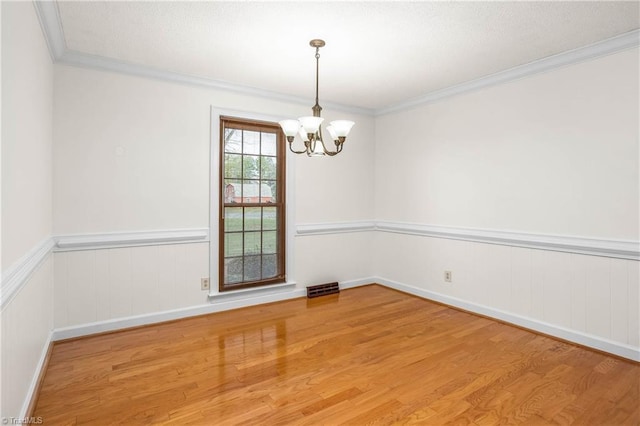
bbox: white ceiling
[54,1,639,111]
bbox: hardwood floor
[34,285,639,425]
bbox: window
[219,117,286,292]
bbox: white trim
[48,276,638,361]
[32,0,65,61]
[57,51,373,116]
[53,228,209,252]
[19,330,53,420]
[336,277,377,290]
[53,304,219,341]
[208,282,298,301]
[33,1,370,115]
[35,221,640,260]
[375,277,640,362]
[1,237,55,310]
[32,2,638,116]
[376,221,639,260]
[376,30,640,115]
[296,221,376,236]
[51,278,373,341]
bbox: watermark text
[1,418,44,425]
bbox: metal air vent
[306,282,340,298]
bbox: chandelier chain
[314,47,321,113]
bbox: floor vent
[306,282,340,298]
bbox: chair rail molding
[53,228,210,252]
[1,237,56,310]
[296,221,376,236]
[376,220,640,261]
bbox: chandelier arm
[320,139,340,156]
[315,127,335,156]
[288,145,308,155]
[285,136,310,155]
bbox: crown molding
[33,2,639,118]
[33,1,372,116]
[57,50,375,116]
[33,1,65,61]
[376,29,640,115]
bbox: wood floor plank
[33,284,639,425]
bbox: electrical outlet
[201,278,210,291]
[444,271,452,283]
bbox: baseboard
[375,277,640,362]
[20,330,54,420]
[338,277,377,290]
[49,275,637,360]
[52,278,373,341]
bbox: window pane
[224,207,242,231]
[239,180,260,203]
[260,156,277,180]
[262,207,277,230]
[224,257,243,284]
[224,154,242,179]
[244,232,261,255]
[261,133,277,156]
[220,118,285,292]
[224,180,242,204]
[242,156,260,179]
[260,182,274,203]
[263,231,277,254]
[244,255,261,281]
[243,131,260,155]
[224,129,242,153]
[224,233,243,257]
[244,207,261,231]
[262,254,277,278]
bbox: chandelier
[279,39,355,157]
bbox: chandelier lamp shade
[279,39,355,157]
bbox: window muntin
[219,117,285,291]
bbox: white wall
[1,2,54,418]
[374,48,639,355]
[2,3,53,266]
[376,49,639,240]
[54,243,208,328]
[53,65,375,328]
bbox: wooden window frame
[219,116,286,292]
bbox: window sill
[207,281,299,303]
